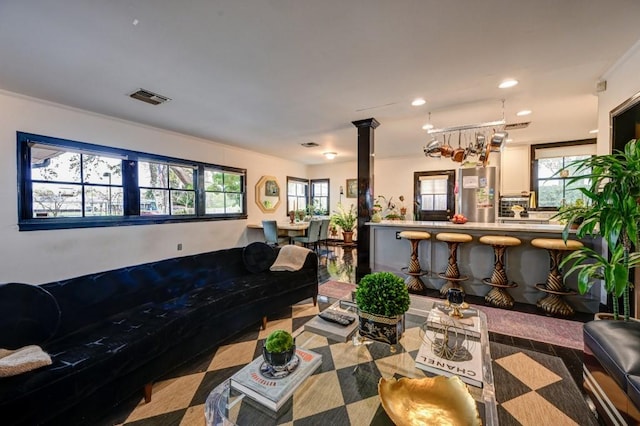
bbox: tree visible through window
[310,179,329,215]
[18,132,247,230]
[536,156,591,208]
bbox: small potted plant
[331,203,357,243]
[263,330,296,370]
[355,271,411,344]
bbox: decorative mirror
[255,175,281,213]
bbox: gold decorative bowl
[378,376,481,426]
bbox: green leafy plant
[264,330,294,353]
[355,271,410,317]
[331,203,357,232]
[558,139,640,320]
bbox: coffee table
[205,295,498,425]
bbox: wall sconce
[323,152,337,160]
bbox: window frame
[310,178,330,215]
[17,131,247,231]
[286,176,309,214]
[530,139,596,211]
[413,170,455,221]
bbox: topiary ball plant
[264,329,294,353]
[355,271,410,317]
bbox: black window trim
[286,176,309,215]
[17,131,247,231]
[529,138,596,211]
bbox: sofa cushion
[584,320,640,391]
[242,242,277,273]
[0,283,60,350]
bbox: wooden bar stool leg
[536,248,576,317]
[483,245,516,309]
[405,238,426,292]
[439,241,461,296]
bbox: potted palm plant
[355,271,411,344]
[557,139,640,320]
[331,203,357,244]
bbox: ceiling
[2,1,640,165]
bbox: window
[30,144,124,218]
[204,168,243,214]
[413,170,455,221]
[310,179,329,215]
[287,177,308,213]
[139,161,196,215]
[531,140,596,209]
[18,132,247,230]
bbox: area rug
[318,280,355,300]
[318,280,583,350]
[491,342,597,425]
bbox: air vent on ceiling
[504,121,531,130]
[301,142,319,148]
[129,89,171,105]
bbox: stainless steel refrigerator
[458,167,498,223]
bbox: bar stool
[399,230,431,294]
[479,235,521,308]
[531,238,583,317]
[436,232,473,297]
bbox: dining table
[247,221,309,239]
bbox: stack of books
[230,348,322,411]
[414,309,483,388]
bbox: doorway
[413,170,455,221]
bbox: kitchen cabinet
[500,145,530,195]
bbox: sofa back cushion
[242,242,277,273]
[42,247,249,337]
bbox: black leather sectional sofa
[583,319,640,424]
[0,243,318,425]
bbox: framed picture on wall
[265,179,279,196]
[346,179,357,198]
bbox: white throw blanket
[270,245,312,271]
[0,345,52,377]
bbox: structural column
[353,118,379,281]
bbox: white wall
[0,91,306,284]
[309,153,502,219]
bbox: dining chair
[318,218,331,258]
[292,219,322,252]
[262,220,288,247]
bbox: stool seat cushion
[399,231,431,240]
[436,232,473,243]
[531,238,583,251]
[479,235,521,247]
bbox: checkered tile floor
[110,299,596,426]
[115,301,321,425]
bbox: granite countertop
[366,220,573,234]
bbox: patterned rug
[319,280,584,350]
[109,300,596,425]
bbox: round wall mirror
[255,175,281,213]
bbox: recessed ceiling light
[516,110,532,116]
[589,129,599,134]
[499,79,519,89]
[323,152,337,160]
[411,98,426,106]
[422,123,434,130]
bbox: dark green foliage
[558,139,640,320]
[264,329,294,353]
[355,272,410,317]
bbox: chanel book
[415,329,483,388]
[427,306,481,339]
[230,348,322,411]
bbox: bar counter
[367,220,602,314]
